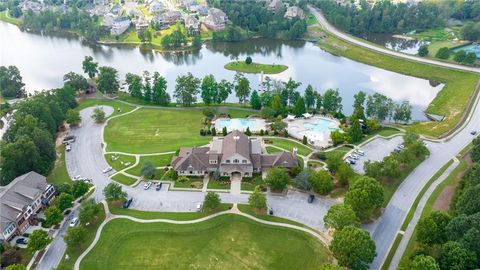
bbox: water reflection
[1,22,442,120]
[363,33,427,55]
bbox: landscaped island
[225,61,288,74]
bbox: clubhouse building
[171,130,298,177]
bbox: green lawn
[76,98,136,118]
[80,215,331,270]
[207,179,231,190]
[104,153,136,172]
[241,176,265,191]
[306,13,318,26]
[267,138,312,156]
[317,32,479,137]
[266,146,282,154]
[111,173,137,186]
[47,144,72,185]
[0,11,22,26]
[58,205,106,270]
[224,61,288,74]
[174,176,203,189]
[125,154,174,177]
[104,108,210,154]
[237,204,311,229]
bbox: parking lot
[351,136,404,174]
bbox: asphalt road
[308,5,480,74]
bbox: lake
[0,22,443,120]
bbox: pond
[362,32,428,55]
[1,22,443,120]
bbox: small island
[225,57,288,74]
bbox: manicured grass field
[174,177,203,189]
[266,146,282,153]
[237,204,313,230]
[125,154,174,177]
[241,176,265,191]
[225,61,288,74]
[207,179,231,190]
[76,99,136,118]
[111,173,137,186]
[47,144,72,185]
[267,138,312,156]
[0,11,22,26]
[104,108,210,154]
[317,32,479,137]
[80,215,330,270]
[105,154,136,172]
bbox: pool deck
[285,115,340,149]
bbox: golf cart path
[74,202,330,270]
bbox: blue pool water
[304,119,339,132]
[452,44,480,59]
[218,118,258,131]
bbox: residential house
[171,130,298,178]
[284,6,305,19]
[152,10,182,29]
[111,17,131,36]
[110,3,123,16]
[0,172,55,241]
[90,4,110,16]
[267,0,283,12]
[184,15,200,35]
[149,1,165,14]
[196,5,209,16]
[21,0,44,13]
[135,17,150,31]
[203,8,227,32]
[102,13,117,28]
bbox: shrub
[177,176,189,183]
[245,56,252,65]
[435,47,450,59]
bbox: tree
[65,109,81,126]
[455,184,480,215]
[63,72,88,92]
[453,50,467,63]
[222,126,228,136]
[435,47,450,59]
[293,97,306,117]
[439,241,476,270]
[302,135,307,145]
[192,35,202,48]
[79,199,101,224]
[330,130,345,146]
[174,73,201,106]
[271,121,287,135]
[295,169,311,191]
[92,107,106,123]
[250,90,261,110]
[64,225,87,248]
[44,206,63,227]
[309,170,333,195]
[0,65,25,98]
[366,93,394,121]
[417,211,451,245]
[234,74,251,104]
[326,153,343,173]
[324,203,359,230]
[322,88,342,114]
[103,182,127,201]
[137,29,152,43]
[330,226,376,270]
[203,192,221,212]
[245,127,252,136]
[348,119,363,143]
[418,45,429,57]
[304,85,317,109]
[463,52,477,65]
[125,73,143,99]
[142,71,152,102]
[336,163,354,186]
[410,255,440,270]
[151,72,170,106]
[141,160,157,179]
[1,249,23,267]
[5,264,26,270]
[245,56,252,65]
[82,56,98,79]
[56,193,74,211]
[72,180,90,198]
[97,66,119,94]
[249,186,267,213]
[344,176,384,221]
[28,230,52,252]
[265,168,290,191]
[200,74,217,105]
[216,79,233,104]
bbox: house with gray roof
[203,7,227,31]
[171,130,298,178]
[0,172,55,241]
[185,15,200,35]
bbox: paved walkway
[73,202,330,270]
[230,175,241,195]
[308,5,480,74]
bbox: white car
[351,153,359,160]
[73,175,82,181]
[66,144,71,152]
[69,217,79,227]
[102,167,112,174]
[196,203,203,212]
[354,149,364,156]
[143,181,152,190]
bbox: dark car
[16,238,28,245]
[268,208,274,215]
[308,194,315,203]
[123,198,133,208]
[155,182,162,191]
[471,130,477,135]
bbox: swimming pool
[216,118,267,132]
[304,119,339,132]
[286,116,341,148]
[452,43,480,59]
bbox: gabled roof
[171,147,211,171]
[221,130,250,162]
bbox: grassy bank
[111,173,137,186]
[267,137,312,156]
[76,98,136,118]
[224,61,288,74]
[0,11,21,26]
[104,153,136,172]
[317,32,479,137]
[125,154,174,177]
[47,144,72,185]
[80,214,331,270]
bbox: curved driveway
[308,5,480,74]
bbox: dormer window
[234,159,239,164]
[242,160,247,164]
[226,160,230,164]
[209,159,217,164]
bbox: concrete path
[308,5,480,74]
[74,202,330,270]
[230,175,241,195]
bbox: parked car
[83,178,92,184]
[144,181,152,190]
[471,130,477,135]
[307,194,315,203]
[155,182,162,191]
[102,167,112,174]
[63,135,76,144]
[268,208,274,215]
[69,217,79,227]
[16,238,28,245]
[73,175,82,181]
[66,143,71,152]
[346,158,356,165]
[123,198,133,208]
[354,149,364,156]
[351,153,359,160]
[399,144,405,149]
[196,203,202,212]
